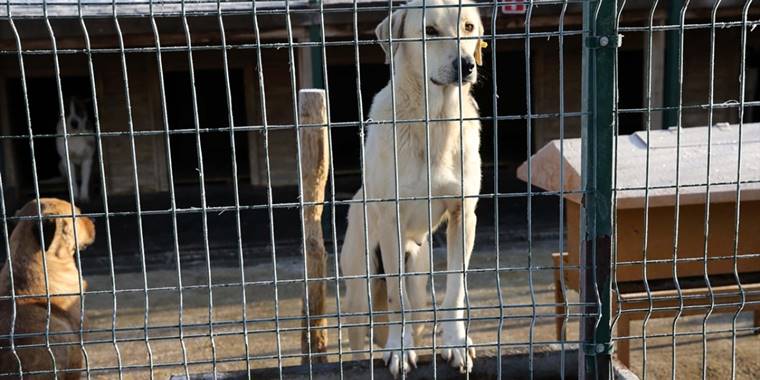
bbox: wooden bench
[518,123,760,367]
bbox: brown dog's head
[13,198,95,260]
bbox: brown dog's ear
[376,8,407,65]
[31,215,78,259]
[75,216,95,249]
[31,218,57,254]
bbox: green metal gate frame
[581,0,616,378]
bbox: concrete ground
[75,237,759,379]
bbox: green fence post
[580,0,615,378]
[662,0,683,129]
[308,0,324,89]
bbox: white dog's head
[376,0,485,87]
[64,97,90,132]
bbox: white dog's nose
[452,57,475,79]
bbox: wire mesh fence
[0,0,757,379]
[607,1,760,379]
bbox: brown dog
[0,198,95,379]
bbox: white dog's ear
[376,8,407,65]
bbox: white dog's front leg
[378,224,417,378]
[65,161,79,201]
[440,203,477,373]
[79,158,93,202]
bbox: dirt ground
[74,238,759,379]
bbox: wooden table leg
[552,253,566,340]
[616,315,630,367]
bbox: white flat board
[516,123,760,209]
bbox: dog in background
[0,198,95,379]
[340,0,486,376]
[57,97,96,202]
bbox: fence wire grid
[0,0,758,379]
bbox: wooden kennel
[517,123,760,366]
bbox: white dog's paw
[439,322,476,374]
[384,348,417,378]
[383,330,417,378]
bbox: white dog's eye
[425,26,439,36]
[464,23,474,33]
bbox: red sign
[501,0,526,14]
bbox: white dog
[57,97,96,202]
[340,0,486,376]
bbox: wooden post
[298,89,329,364]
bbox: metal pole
[662,0,683,129]
[308,0,324,89]
[580,0,615,377]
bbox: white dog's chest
[375,121,480,192]
[56,125,95,163]
[365,120,481,239]
[65,139,94,159]
[363,81,482,242]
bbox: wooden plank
[634,122,760,148]
[298,89,330,363]
[96,55,165,194]
[0,76,18,194]
[621,281,760,300]
[261,49,299,186]
[243,63,264,186]
[616,282,760,322]
[565,201,760,283]
[517,123,760,209]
